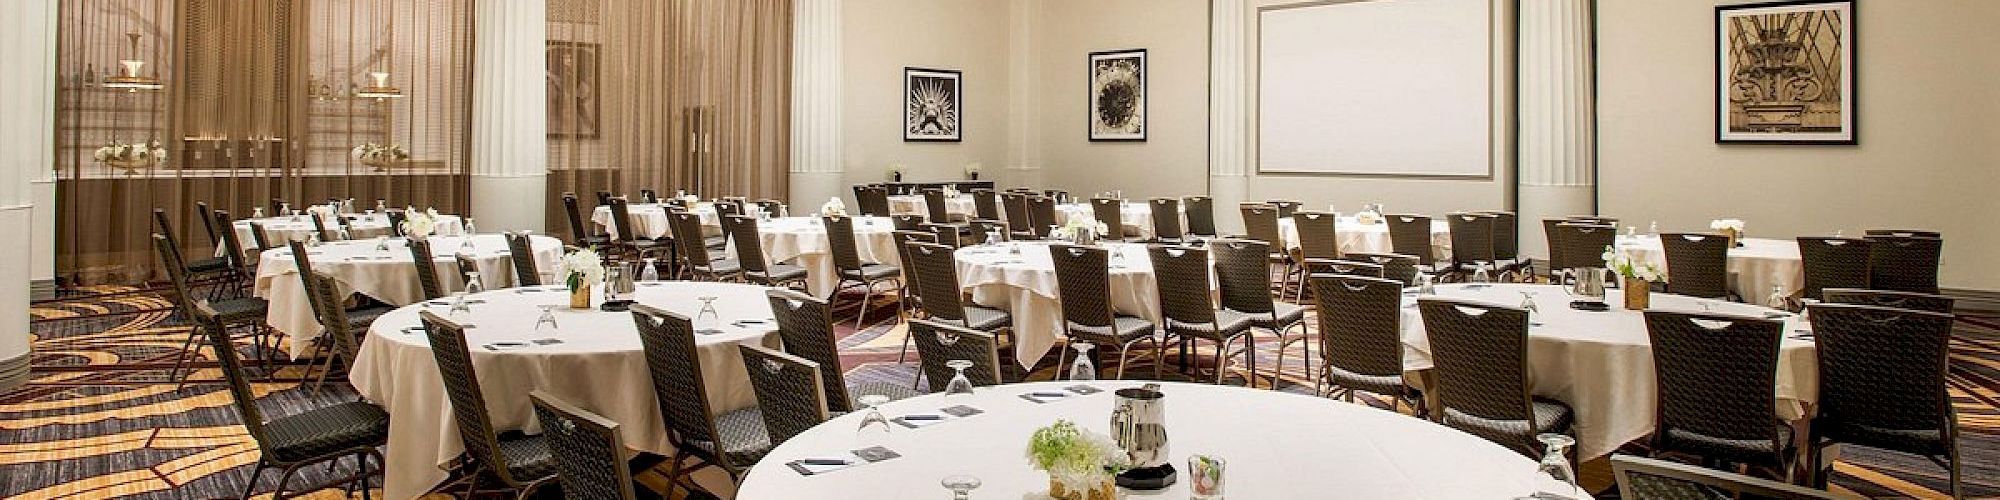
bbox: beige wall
[1241,0,1516,217]
[1598,0,2000,291]
[1029,0,1211,200]
[840,0,1012,189]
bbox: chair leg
[854,281,875,329]
[1214,336,1232,385]
[1152,334,1164,380]
[897,326,915,363]
[240,461,268,499]
[170,324,202,391]
[1054,338,1071,381]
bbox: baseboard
[0,351,27,394]
[30,278,56,302]
[1943,287,2000,314]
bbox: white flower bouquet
[94,141,167,174]
[350,143,410,170]
[1025,420,1128,499]
[1709,218,1746,247]
[400,207,437,239]
[559,247,606,292]
[1050,218,1110,242]
[819,197,848,217]
[1602,245,1664,284]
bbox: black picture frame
[903,67,963,142]
[1715,0,1856,145]
[1088,48,1147,142]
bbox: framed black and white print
[1088,49,1147,141]
[904,67,963,142]
[1716,0,1855,144]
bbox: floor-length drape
[545,0,791,233]
[55,0,473,285]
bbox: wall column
[1004,0,1044,190]
[470,0,548,233]
[790,0,844,209]
[1208,0,1250,234]
[1517,0,1596,262]
[0,0,57,392]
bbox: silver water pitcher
[1571,267,1608,302]
[604,264,637,303]
[1110,383,1170,469]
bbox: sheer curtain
[55,0,472,285]
[544,0,791,231]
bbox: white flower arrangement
[1025,420,1129,496]
[1356,207,1384,225]
[1709,219,1745,232]
[400,207,437,238]
[819,197,848,217]
[1050,218,1110,240]
[305,205,336,222]
[558,247,606,291]
[1602,245,1665,283]
[94,141,167,174]
[350,143,409,163]
[942,185,961,198]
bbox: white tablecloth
[588,202,721,240]
[887,194,976,219]
[1278,216,1453,261]
[350,281,782,500]
[735,216,901,297]
[252,234,562,357]
[227,213,465,257]
[738,381,1572,499]
[1399,283,1819,459]
[1615,235,1803,299]
[955,242,1193,369]
[1056,202,1162,239]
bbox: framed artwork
[904,67,963,142]
[547,41,601,139]
[1716,0,1855,144]
[1088,49,1147,141]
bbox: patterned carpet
[3,284,1997,499]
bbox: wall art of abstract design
[1088,49,1147,141]
[1716,0,1855,144]
[904,67,963,142]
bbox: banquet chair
[925,222,963,248]
[529,392,642,500]
[825,215,903,327]
[419,311,559,499]
[213,210,257,293]
[1268,200,1303,218]
[194,301,387,500]
[154,208,233,290]
[1239,204,1296,294]
[1864,229,1942,239]
[310,211,340,242]
[1797,237,1872,301]
[1212,239,1312,389]
[630,305,771,485]
[1148,198,1185,243]
[890,230,937,322]
[1802,303,1961,498]
[1385,214,1438,272]
[1610,455,1839,500]
[607,197,674,264]
[1341,252,1421,286]
[1001,192,1038,240]
[1184,196,1218,238]
[766,289,921,411]
[596,190,614,208]
[1659,233,1732,300]
[1864,235,1942,294]
[156,234,272,389]
[1555,223,1618,280]
[1416,297,1574,459]
[738,345,831,447]
[851,185,872,215]
[1027,196,1060,238]
[1641,310,1794,478]
[1541,218,1572,280]
[905,242,1013,369]
[860,185,893,217]
[505,232,544,287]
[455,253,483,289]
[1444,212,1498,282]
[909,319,1009,391]
[1049,244,1162,380]
[270,198,289,216]
[1482,210,1529,278]
[1090,198,1129,241]
[1043,189,1069,202]
[637,188,660,204]
[967,219,1010,244]
[303,269,375,396]
[668,211,741,282]
[1290,211,1343,301]
[195,201,220,247]
[1310,274,1423,414]
[754,199,786,218]
[563,193,611,252]
[385,210,407,237]
[288,240,393,342]
[924,189,968,224]
[409,237,447,301]
[972,189,1002,221]
[725,216,808,290]
[1820,288,1954,314]
[249,221,278,255]
[890,214,926,231]
[1149,244,1251,385]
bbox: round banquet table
[253,234,561,358]
[737,381,1578,499]
[589,202,722,239]
[955,241,1199,370]
[735,216,901,297]
[888,194,976,218]
[1614,235,1803,300]
[349,281,783,500]
[1399,283,1819,459]
[227,212,464,257]
[1278,215,1453,261]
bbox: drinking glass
[640,258,660,282]
[1518,291,1540,318]
[464,271,485,294]
[1766,285,1791,311]
[1068,342,1096,381]
[460,233,477,251]
[1626,226,1637,238]
[1531,433,1580,499]
[1833,229,1845,238]
[943,359,977,396]
[1189,455,1227,499]
[1416,272,1436,295]
[1648,221,1660,237]
[1470,262,1492,283]
[251,207,265,219]
[448,292,473,316]
[463,217,477,235]
[535,304,559,332]
[940,475,982,500]
[306,233,321,247]
[695,296,722,331]
[335,227,350,242]
[855,394,893,438]
[375,236,390,252]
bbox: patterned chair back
[629,305,722,454]
[1416,298,1537,450]
[287,240,331,322]
[968,219,1010,243]
[1090,198,1126,240]
[454,253,481,287]
[1001,193,1035,236]
[1148,245,1216,329]
[419,310,538,486]
[194,201,219,245]
[1149,198,1184,241]
[1311,274,1406,380]
[505,232,542,286]
[1048,244,1115,330]
[307,269,366,362]
[1026,196,1059,236]
[922,189,953,224]
[607,197,640,243]
[1611,455,1840,500]
[823,215,866,272]
[1864,235,1942,294]
[890,214,926,231]
[409,237,445,300]
[1797,237,1871,300]
[766,289,855,412]
[150,235,199,332]
[1183,196,1217,237]
[1541,218,1570,272]
[530,392,637,500]
[907,242,969,324]
[909,319,1004,390]
[925,223,962,248]
[1209,239,1277,315]
[1820,288,1953,313]
[1445,212,1497,267]
[727,216,772,274]
[738,345,829,446]
[563,193,593,244]
[1660,233,1730,299]
[1642,310,1784,463]
[191,300,273,447]
[1804,303,1956,460]
[1482,211,1519,262]
[1292,211,1341,260]
[1555,223,1617,271]
[1309,260,1383,279]
[669,212,717,269]
[1342,252,1419,285]
[1238,204,1282,252]
[213,210,251,271]
[1565,215,1618,226]
[972,189,1001,220]
[1268,200,1302,218]
[1385,214,1435,266]
[310,210,338,242]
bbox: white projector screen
[1257,0,1492,177]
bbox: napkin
[1019,391,1072,404]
